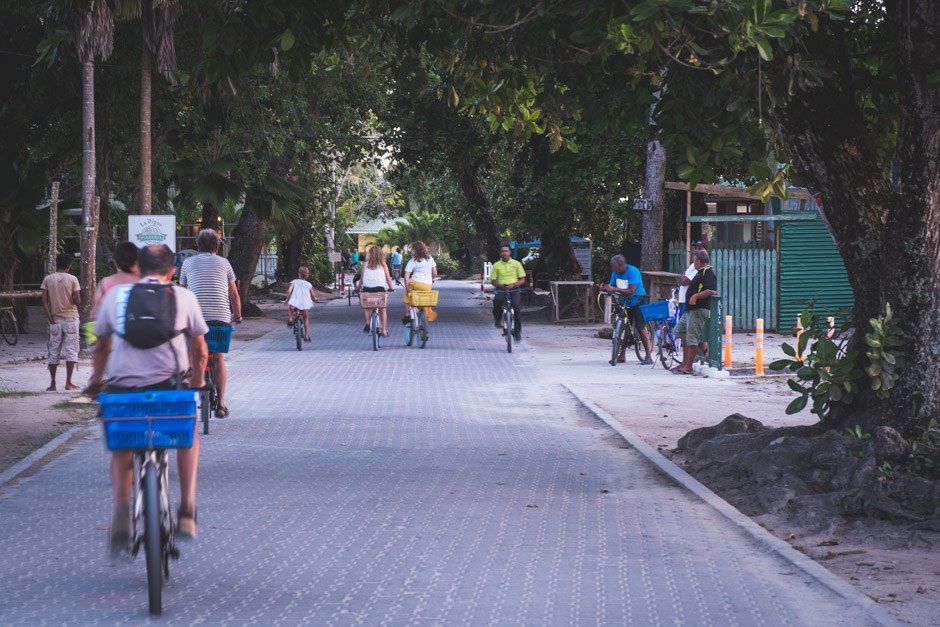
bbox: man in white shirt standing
[678,241,707,315]
[179,229,241,417]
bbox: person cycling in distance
[358,245,395,336]
[600,254,653,364]
[179,229,241,418]
[490,245,526,341]
[403,240,438,324]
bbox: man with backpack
[88,244,209,552]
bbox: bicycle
[600,293,653,366]
[201,323,233,433]
[404,290,437,349]
[98,389,199,616]
[360,291,389,351]
[0,306,18,346]
[494,289,518,353]
[290,307,305,351]
[642,292,683,369]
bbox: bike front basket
[639,299,671,321]
[409,291,439,307]
[359,292,389,309]
[97,390,198,450]
[205,324,234,353]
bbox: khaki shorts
[48,318,80,364]
[674,308,711,346]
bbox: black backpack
[119,283,182,349]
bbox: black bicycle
[0,306,18,345]
[494,289,517,353]
[200,358,217,435]
[603,294,653,366]
[98,390,198,616]
[290,307,304,351]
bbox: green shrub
[433,251,460,276]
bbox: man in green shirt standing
[491,245,527,341]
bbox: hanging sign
[129,215,177,252]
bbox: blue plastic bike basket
[640,300,671,321]
[97,390,198,450]
[205,325,234,353]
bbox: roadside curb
[562,384,902,627]
[0,424,92,489]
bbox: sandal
[215,405,230,418]
[177,506,197,539]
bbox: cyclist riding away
[88,244,209,551]
[600,254,653,364]
[179,229,241,418]
[490,245,525,341]
[390,247,403,286]
[285,266,317,342]
[358,245,395,336]
[403,240,438,324]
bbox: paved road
[0,282,884,624]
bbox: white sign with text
[129,215,176,252]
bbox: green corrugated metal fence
[778,217,854,332]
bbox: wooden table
[549,281,595,323]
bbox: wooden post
[723,315,733,368]
[796,314,804,362]
[49,181,60,273]
[755,318,765,376]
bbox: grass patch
[0,391,41,399]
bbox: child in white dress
[285,266,317,341]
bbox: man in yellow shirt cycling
[491,245,527,341]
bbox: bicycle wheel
[610,319,623,366]
[371,311,379,351]
[635,321,654,362]
[659,328,681,370]
[417,311,428,349]
[504,308,512,353]
[405,310,414,347]
[201,389,210,435]
[0,312,17,346]
[294,320,303,351]
[143,460,163,616]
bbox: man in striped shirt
[180,229,242,417]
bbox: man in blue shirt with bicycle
[600,254,653,364]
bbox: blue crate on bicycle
[205,324,234,353]
[98,390,198,450]
[640,299,671,322]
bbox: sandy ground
[2,287,936,623]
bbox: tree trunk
[640,139,666,271]
[769,3,940,438]
[80,60,97,326]
[139,44,152,215]
[226,200,268,313]
[451,156,502,259]
[200,201,219,232]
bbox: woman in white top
[403,240,438,323]
[285,266,317,341]
[358,245,395,336]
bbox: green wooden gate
[667,240,776,332]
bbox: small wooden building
[666,182,853,332]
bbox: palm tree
[374,212,448,251]
[68,0,117,323]
[121,0,180,215]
